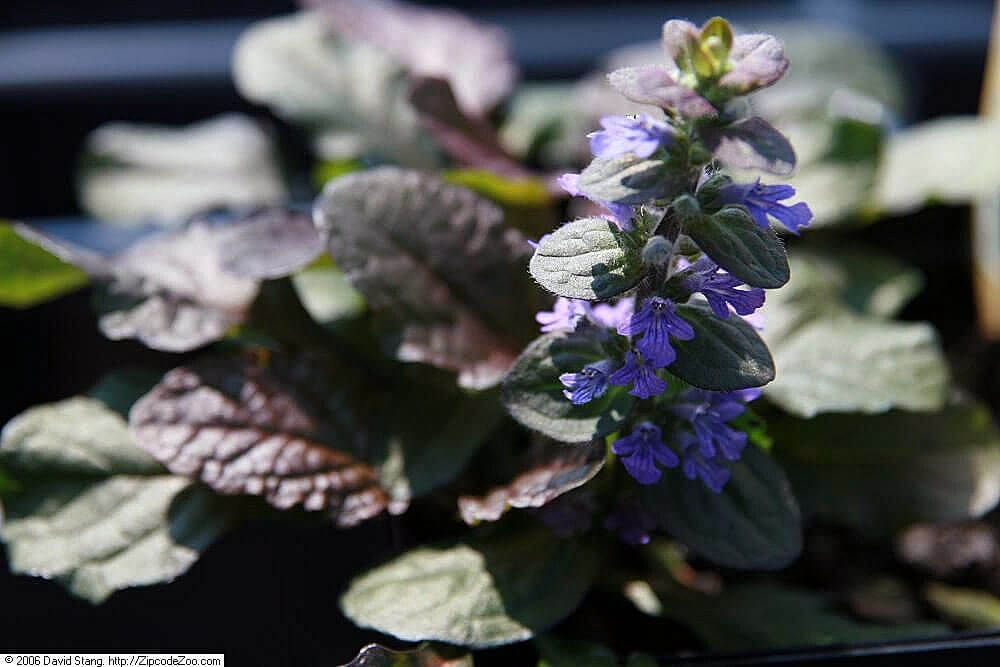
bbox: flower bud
[641,235,673,267]
[671,193,702,227]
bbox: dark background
[1,1,998,664]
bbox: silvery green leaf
[0,221,89,308]
[502,333,634,444]
[875,118,1000,214]
[670,304,775,391]
[233,12,438,167]
[764,310,947,416]
[340,526,600,647]
[718,33,789,94]
[315,168,540,389]
[303,0,517,115]
[129,357,389,527]
[701,117,796,176]
[641,444,801,570]
[78,114,287,226]
[762,248,948,417]
[770,399,1000,536]
[578,154,683,206]
[0,397,233,603]
[683,206,789,288]
[339,643,472,667]
[529,217,645,300]
[458,440,604,524]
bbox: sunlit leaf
[304,0,517,115]
[529,217,646,300]
[0,221,89,308]
[0,397,234,603]
[761,248,948,416]
[78,114,287,225]
[924,583,1000,629]
[341,525,600,647]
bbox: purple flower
[683,257,765,319]
[558,172,634,231]
[588,297,635,330]
[678,432,731,493]
[721,180,813,234]
[617,297,695,367]
[609,350,669,399]
[559,359,614,405]
[605,500,657,546]
[671,389,759,461]
[587,114,673,160]
[536,297,589,333]
[612,421,679,485]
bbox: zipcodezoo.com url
[2,655,224,667]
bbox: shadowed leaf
[458,440,604,524]
[129,357,389,527]
[641,444,801,570]
[409,76,533,180]
[684,206,789,288]
[625,577,945,650]
[670,304,776,391]
[502,332,634,443]
[702,117,796,176]
[770,399,1000,536]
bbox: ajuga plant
[5,4,1000,665]
[507,17,810,498]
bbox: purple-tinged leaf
[702,117,796,176]
[408,76,535,180]
[458,441,604,524]
[339,643,472,667]
[660,19,702,68]
[303,0,517,115]
[720,34,789,94]
[214,208,324,279]
[15,209,325,353]
[606,65,716,119]
[129,357,390,527]
[314,168,542,389]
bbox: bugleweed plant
[4,3,1000,664]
